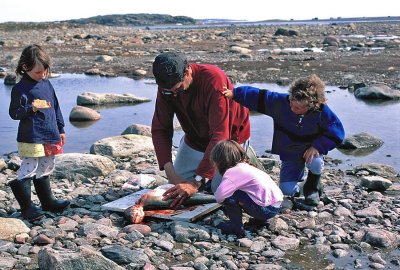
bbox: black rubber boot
[33,176,70,212]
[9,179,44,221]
[303,172,323,206]
[218,201,245,237]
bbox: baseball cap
[152,52,189,89]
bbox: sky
[1,0,399,23]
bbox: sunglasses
[160,81,185,96]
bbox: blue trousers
[223,190,281,227]
[279,156,324,196]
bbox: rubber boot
[9,179,44,221]
[303,172,323,206]
[33,176,70,212]
[217,202,245,237]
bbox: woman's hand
[222,86,234,99]
[303,146,319,164]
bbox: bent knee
[307,156,324,174]
[279,181,299,196]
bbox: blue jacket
[233,86,345,161]
[9,74,65,144]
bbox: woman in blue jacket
[224,74,344,206]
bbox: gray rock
[271,236,300,251]
[323,36,340,46]
[355,206,383,218]
[249,264,282,270]
[101,245,148,265]
[360,176,392,191]
[363,228,399,248]
[0,257,17,269]
[121,124,152,137]
[267,217,288,232]
[170,221,210,243]
[354,84,400,100]
[339,132,384,149]
[354,163,397,178]
[55,153,116,180]
[69,106,101,121]
[77,92,150,105]
[90,134,154,158]
[78,223,119,238]
[38,246,125,270]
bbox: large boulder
[0,218,30,241]
[121,124,151,137]
[354,84,400,100]
[354,163,397,178]
[69,105,101,121]
[90,134,154,158]
[38,246,125,270]
[54,153,115,180]
[339,132,383,149]
[77,92,151,105]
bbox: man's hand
[303,146,319,164]
[222,86,234,99]
[162,181,200,207]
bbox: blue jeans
[279,156,324,196]
[223,190,281,227]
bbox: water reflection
[337,145,382,157]
[70,120,100,128]
[0,74,399,172]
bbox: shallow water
[1,74,399,172]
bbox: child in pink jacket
[211,140,283,237]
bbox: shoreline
[1,21,400,89]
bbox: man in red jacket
[151,52,250,206]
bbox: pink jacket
[215,163,283,207]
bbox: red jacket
[151,64,250,179]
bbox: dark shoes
[33,176,70,212]
[303,172,323,206]
[217,221,245,237]
[9,179,44,221]
[9,176,70,222]
[244,218,268,229]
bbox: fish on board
[124,184,216,224]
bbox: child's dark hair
[289,74,326,111]
[15,44,51,78]
[210,140,249,175]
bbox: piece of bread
[33,99,50,109]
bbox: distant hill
[65,13,196,26]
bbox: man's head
[152,52,189,90]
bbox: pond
[1,74,399,172]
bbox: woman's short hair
[289,74,326,111]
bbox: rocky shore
[1,20,400,90]
[0,132,399,270]
[0,20,399,269]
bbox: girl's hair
[15,44,51,78]
[288,74,326,111]
[210,140,249,175]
